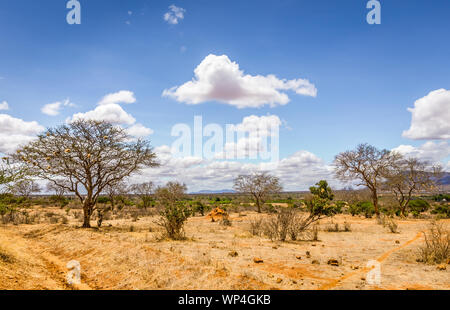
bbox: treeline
[0,120,448,230]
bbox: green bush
[157,202,191,240]
[433,194,450,202]
[431,205,450,218]
[193,201,206,216]
[97,196,110,204]
[408,199,430,214]
[349,201,375,218]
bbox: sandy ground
[0,209,448,290]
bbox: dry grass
[417,221,450,264]
[0,206,449,290]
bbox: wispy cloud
[0,101,9,111]
[164,5,185,25]
[41,99,75,116]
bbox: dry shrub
[343,221,351,232]
[0,247,15,264]
[1,209,39,225]
[262,209,318,242]
[417,221,450,264]
[249,218,264,236]
[385,218,399,233]
[326,221,352,232]
[326,222,339,232]
[378,214,399,233]
[219,217,232,227]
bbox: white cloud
[67,103,136,125]
[0,101,9,111]
[214,115,282,159]
[41,99,74,116]
[164,5,185,25]
[163,54,317,108]
[0,114,44,154]
[392,141,450,164]
[231,115,281,137]
[67,91,153,140]
[98,90,136,106]
[402,89,450,140]
[126,123,154,138]
[135,145,335,192]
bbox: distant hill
[438,172,450,185]
[190,189,236,194]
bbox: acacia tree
[384,157,441,216]
[9,179,42,198]
[302,180,339,228]
[130,182,154,209]
[12,120,159,228]
[334,143,400,216]
[0,158,29,193]
[233,172,282,213]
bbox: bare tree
[103,180,128,210]
[384,157,442,216]
[334,144,400,216]
[155,182,187,206]
[0,157,29,193]
[9,179,42,198]
[130,182,154,209]
[13,120,159,228]
[46,181,66,198]
[233,172,282,213]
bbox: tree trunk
[372,191,380,216]
[401,204,407,217]
[256,198,261,213]
[82,200,93,228]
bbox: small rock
[312,244,316,247]
[253,257,264,264]
[292,280,297,284]
[295,255,302,260]
[228,251,238,257]
[311,260,320,265]
[361,277,366,281]
[306,251,311,258]
[437,264,447,271]
[327,259,339,266]
[446,258,450,265]
[395,240,400,244]
[272,246,278,249]
[350,265,359,270]
[276,278,283,284]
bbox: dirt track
[0,213,449,290]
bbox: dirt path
[0,227,91,290]
[317,232,425,290]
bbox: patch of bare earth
[0,212,448,290]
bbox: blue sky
[0,0,449,191]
